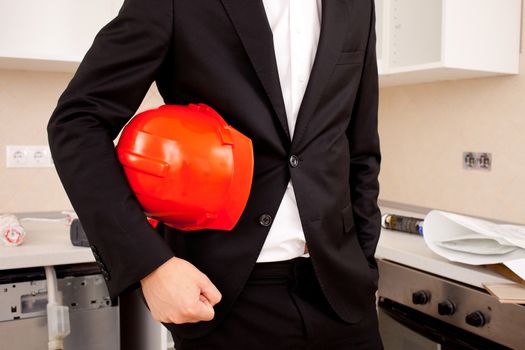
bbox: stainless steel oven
[377,259,525,350]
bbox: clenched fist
[140,256,222,324]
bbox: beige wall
[0,69,163,213]
[378,70,525,224]
[1,32,524,224]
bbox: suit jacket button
[289,155,299,168]
[258,214,272,227]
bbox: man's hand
[140,256,222,324]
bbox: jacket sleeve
[346,0,382,269]
[47,0,175,300]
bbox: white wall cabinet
[376,0,522,87]
[0,0,124,72]
[0,0,521,84]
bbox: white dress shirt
[256,0,322,262]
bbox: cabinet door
[388,0,442,69]
[0,0,123,67]
[377,0,520,86]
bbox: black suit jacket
[47,0,381,339]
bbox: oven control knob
[412,290,431,305]
[438,300,456,316]
[466,311,486,327]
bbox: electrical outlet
[463,152,492,171]
[6,145,54,168]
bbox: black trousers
[171,257,383,349]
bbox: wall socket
[6,145,54,168]
[463,152,492,171]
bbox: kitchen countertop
[377,204,511,288]
[0,207,515,288]
[0,215,94,270]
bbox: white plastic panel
[379,66,503,87]
[388,0,443,68]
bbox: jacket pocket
[336,50,365,65]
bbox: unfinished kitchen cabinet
[376,0,522,87]
[0,0,124,72]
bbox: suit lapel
[220,0,291,144]
[220,0,351,149]
[291,0,351,149]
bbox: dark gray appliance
[377,259,525,350]
[0,263,119,350]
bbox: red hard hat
[116,103,254,231]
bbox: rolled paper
[0,214,26,246]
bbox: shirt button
[258,214,272,227]
[289,155,299,168]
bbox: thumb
[193,295,215,321]
[200,279,222,306]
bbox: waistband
[249,257,312,281]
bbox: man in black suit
[47,0,382,348]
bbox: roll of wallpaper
[0,214,26,246]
